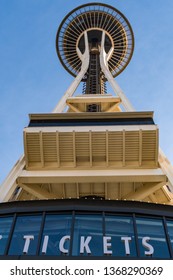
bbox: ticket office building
[0,200,173,259]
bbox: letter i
[42,235,49,254]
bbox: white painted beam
[66,95,121,104]
[124,182,165,201]
[159,148,173,191]
[66,103,82,113]
[18,183,56,200]
[17,168,166,184]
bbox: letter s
[142,236,154,256]
[10,269,14,276]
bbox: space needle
[1,2,173,259]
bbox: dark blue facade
[0,200,173,259]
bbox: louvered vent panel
[75,132,90,162]
[42,133,57,162]
[24,126,158,169]
[125,131,139,161]
[142,131,157,161]
[26,133,41,162]
[108,132,123,161]
[59,133,73,162]
[92,132,106,162]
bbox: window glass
[166,219,173,251]
[40,214,72,256]
[8,215,42,255]
[136,217,170,258]
[105,215,136,257]
[72,214,103,256]
[0,216,13,255]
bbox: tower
[1,3,173,259]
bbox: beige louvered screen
[24,128,158,169]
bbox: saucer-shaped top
[56,3,134,78]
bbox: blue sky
[0,0,173,184]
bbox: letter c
[59,235,70,254]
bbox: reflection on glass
[136,217,170,259]
[105,215,136,257]
[72,215,103,256]
[166,219,173,252]
[0,216,13,255]
[8,215,42,255]
[40,214,72,256]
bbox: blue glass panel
[0,216,13,255]
[166,219,173,251]
[136,217,170,259]
[8,215,42,255]
[72,214,103,256]
[40,214,72,256]
[105,215,136,257]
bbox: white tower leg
[0,156,25,202]
[100,31,135,112]
[53,31,89,113]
